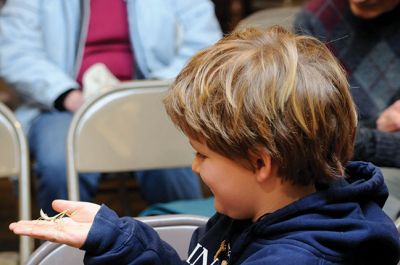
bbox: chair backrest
[380,167,400,220]
[136,214,209,259]
[66,80,194,201]
[236,6,300,31]
[0,102,33,264]
[25,214,209,265]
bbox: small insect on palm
[38,209,71,222]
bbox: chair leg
[19,235,34,265]
[19,153,33,264]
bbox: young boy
[10,26,400,264]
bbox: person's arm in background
[148,0,222,79]
[358,93,400,167]
[0,0,81,111]
[377,90,400,133]
[354,123,400,168]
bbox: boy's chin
[214,201,230,217]
[215,202,252,220]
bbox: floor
[0,252,18,265]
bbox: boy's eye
[195,152,207,159]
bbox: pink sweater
[76,0,134,86]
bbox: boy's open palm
[9,200,101,248]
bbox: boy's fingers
[52,200,77,212]
[10,219,88,248]
[11,223,62,243]
[10,221,51,234]
[51,200,101,223]
[52,199,99,212]
[10,220,57,231]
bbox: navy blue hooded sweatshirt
[81,161,400,264]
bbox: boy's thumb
[52,199,81,213]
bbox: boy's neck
[252,177,316,222]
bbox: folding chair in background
[66,79,194,202]
[0,101,33,264]
[236,6,300,31]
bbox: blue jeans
[29,111,202,214]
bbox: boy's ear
[249,149,273,182]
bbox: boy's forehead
[189,137,207,150]
[189,138,202,148]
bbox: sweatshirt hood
[244,161,400,264]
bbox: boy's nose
[192,157,200,174]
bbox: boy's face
[189,138,260,220]
[349,0,400,19]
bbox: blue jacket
[81,161,400,264]
[0,0,221,129]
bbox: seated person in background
[294,0,400,168]
[0,0,222,214]
[10,26,400,265]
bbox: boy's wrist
[80,204,119,254]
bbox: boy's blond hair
[164,26,357,185]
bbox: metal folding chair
[0,102,33,264]
[236,6,300,31]
[66,80,194,201]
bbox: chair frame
[0,102,33,264]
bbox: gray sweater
[294,0,400,167]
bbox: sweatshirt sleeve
[81,205,184,265]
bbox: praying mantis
[37,209,72,222]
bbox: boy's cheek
[199,173,214,193]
